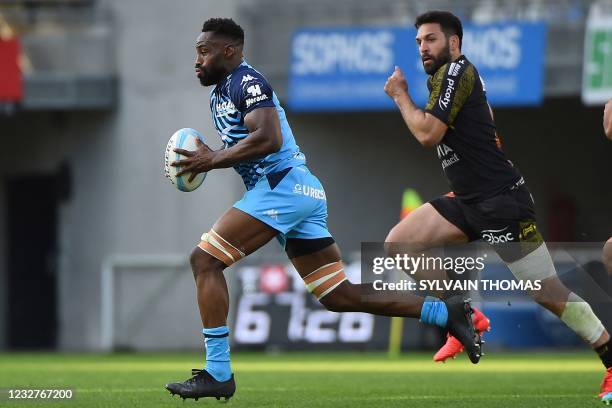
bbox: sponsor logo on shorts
[263,209,279,220]
[481,227,515,244]
[519,221,542,243]
[293,184,326,200]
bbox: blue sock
[420,296,448,327]
[202,326,231,382]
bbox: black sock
[596,337,612,369]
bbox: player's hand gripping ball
[164,128,207,192]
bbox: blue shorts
[233,165,331,247]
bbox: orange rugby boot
[434,307,490,362]
[600,367,612,405]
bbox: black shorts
[429,180,543,262]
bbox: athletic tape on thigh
[506,242,556,282]
[561,292,605,344]
[198,229,245,267]
[303,261,347,300]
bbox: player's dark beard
[423,42,452,75]
[196,63,224,86]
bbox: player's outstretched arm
[384,67,447,147]
[604,99,612,140]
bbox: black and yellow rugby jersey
[425,55,521,202]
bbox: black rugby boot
[166,369,236,401]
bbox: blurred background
[0,0,610,355]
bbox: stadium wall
[0,0,241,350]
[1,0,610,351]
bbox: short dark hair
[202,18,244,45]
[415,10,463,49]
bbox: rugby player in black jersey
[384,10,612,404]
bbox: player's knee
[302,261,349,309]
[384,225,427,255]
[190,246,224,280]
[603,238,612,275]
[385,224,407,246]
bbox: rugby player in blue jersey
[163,17,482,401]
[384,10,612,404]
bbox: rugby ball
[164,128,207,192]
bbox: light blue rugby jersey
[209,61,305,190]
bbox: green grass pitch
[0,351,607,407]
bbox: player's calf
[506,241,612,402]
[507,243,607,345]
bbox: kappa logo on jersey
[448,62,461,77]
[447,58,465,77]
[241,74,256,84]
[293,184,326,200]
[481,227,515,244]
[215,100,237,116]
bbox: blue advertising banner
[288,22,546,112]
